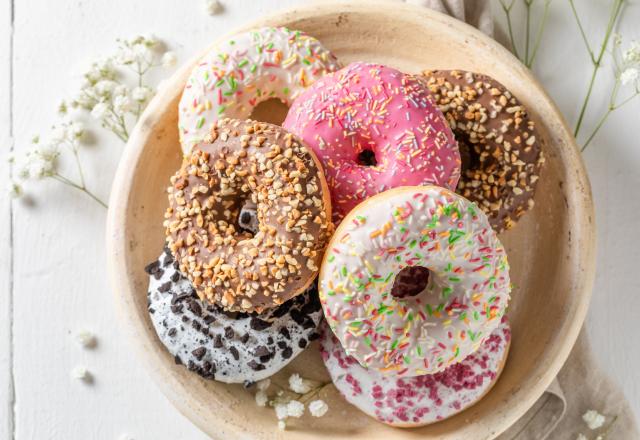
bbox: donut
[164,119,333,313]
[179,27,341,154]
[318,186,510,377]
[421,70,544,232]
[146,249,323,384]
[319,318,511,427]
[283,62,460,223]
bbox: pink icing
[319,318,511,427]
[283,62,460,222]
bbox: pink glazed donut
[283,62,460,222]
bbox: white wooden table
[1,1,638,438]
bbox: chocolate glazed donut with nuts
[422,70,545,232]
[165,119,333,313]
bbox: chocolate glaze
[422,70,544,232]
[165,119,332,313]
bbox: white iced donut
[319,318,511,427]
[319,186,511,377]
[179,27,341,153]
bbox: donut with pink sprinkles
[319,318,511,427]
[283,62,460,223]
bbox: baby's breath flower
[288,373,312,394]
[583,409,606,430]
[135,34,158,47]
[162,51,178,68]
[13,34,174,209]
[71,365,92,382]
[286,400,305,418]
[113,94,132,116]
[57,100,69,115]
[69,121,85,139]
[255,390,268,407]
[75,329,97,348]
[116,47,136,66]
[274,403,288,420]
[132,43,153,66]
[8,181,22,199]
[622,41,640,64]
[613,33,622,46]
[94,79,118,97]
[256,378,270,391]
[90,102,109,120]
[308,399,329,417]
[204,0,223,15]
[620,67,639,86]
[50,125,68,144]
[19,143,59,180]
[131,86,152,103]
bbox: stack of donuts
[145,27,544,427]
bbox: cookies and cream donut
[319,186,510,377]
[319,318,511,427]
[146,249,323,384]
[179,27,341,154]
[283,62,460,223]
[165,119,333,313]
[422,70,544,232]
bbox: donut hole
[456,137,481,174]
[249,98,290,125]
[391,266,430,299]
[237,201,259,236]
[356,148,378,167]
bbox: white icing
[319,186,511,376]
[179,27,341,153]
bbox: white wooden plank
[0,0,14,438]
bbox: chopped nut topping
[422,70,544,232]
[165,119,331,313]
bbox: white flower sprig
[579,37,640,151]
[576,409,618,439]
[69,35,173,141]
[10,35,177,207]
[567,0,638,151]
[9,120,108,207]
[253,374,331,430]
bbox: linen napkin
[355,0,640,438]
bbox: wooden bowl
[107,2,595,438]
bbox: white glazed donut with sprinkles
[179,27,341,154]
[319,186,511,377]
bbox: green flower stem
[500,1,521,61]
[571,0,625,138]
[524,0,533,63]
[52,173,108,208]
[527,0,551,68]
[268,380,331,405]
[582,88,640,151]
[70,145,86,188]
[500,0,553,68]
[297,383,332,404]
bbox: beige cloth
[499,330,639,439]
[385,0,640,438]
